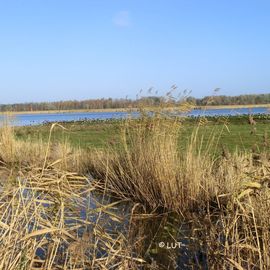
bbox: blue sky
[0,0,270,103]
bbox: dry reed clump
[193,172,270,269]
[0,123,84,172]
[0,124,46,168]
[86,114,184,210]
[86,110,270,215]
[86,114,209,212]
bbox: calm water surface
[1,107,269,126]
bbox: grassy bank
[14,114,270,152]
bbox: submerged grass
[0,122,147,270]
[0,169,147,269]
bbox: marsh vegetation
[0,101,270,269]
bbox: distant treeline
[0,97,162,112]
[0,94,270,112]
[0,98,135,112]
[187,93,270,106]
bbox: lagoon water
[1,107,269,126]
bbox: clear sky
[0,0,270,103]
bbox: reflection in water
[79,192,209,269]
[127,209,208,269]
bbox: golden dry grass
[86,111,253,213]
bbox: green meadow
[14,115,270,153]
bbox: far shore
[0,108,138,115]
[197,103,270,109]
[0,103,270,115]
